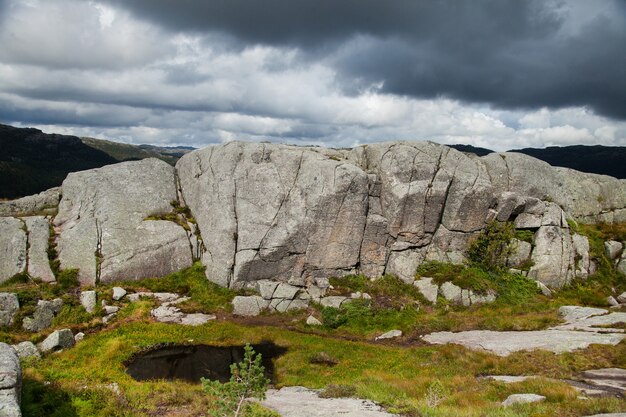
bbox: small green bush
[467,221,514,272]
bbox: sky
[0,0,625,151]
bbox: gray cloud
[103,0,626,119]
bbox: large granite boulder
[177,142,369,288]
[0,343,21,417]
[0,218,27,283]
[53,159,193,285]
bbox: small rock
[232,296,268,316]
[375,330,402,341]
[440,282,462,304]
[23,299,63,332]
[179,313,216,326]
[104,306,120,314]
[536,281,553,297]
[153,292,180,302]
[12,341,40,359]
[272,283,300,300]
[607,296,620,307]
[413,278,438,304]
[486,375,532,384]
[362,293,372,300]
[306,315,322,326]
[604,241,623,260]
[102,313,117,324]
[320,296,348,309]
[0,293,20,327]
[112,287,127,301]
[502,393,546,407]
[38,329,75,353]
[350,292,362,299]
[618,292,626,304]
[74,332,85,342]
[80,290,97,313]
[151,305,183,323]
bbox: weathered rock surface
[413,278,438,304]
[53,158,193,285]
[0,343,21,417]
[0,187,60,217]
[422,330,625,356]
[176,141,621,289]
[306,315,322,326]
[232,296,268,317]
[604,241,623,261]
[262,386,396,417]
[38,329,75,353]
[502,393,545,407]
[112,287,127,301]
[12,342,40,360]
[23,216,55,282]
[0,294,19,327]
[0,217,27,283]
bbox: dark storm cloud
[103,0,626,119]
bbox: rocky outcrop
[0,187,60,217]
[2,141,623,290]
[177,141,620,289]
[53,159,193,285]
[0,343,21,417]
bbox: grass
[20,319,626,417]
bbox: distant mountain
[509,145,626,179]
[0,124,194,199]
[447,144,494,157]
[449,143,625,179]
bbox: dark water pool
[125,342,287,383]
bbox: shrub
[467,221,515,272]
[202,343,269,417]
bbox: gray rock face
[0,217,27,283]
[375,330,402,340]
[502,393,545,407]
[0,343,21,417]
[53,159,193,285]
[23,216,55,283]
[176,141,616,290]
[0,187,60,217]
[38,329,75,353]
[232,296,269,317]
[112,287,127,301]
[0,294,19,327]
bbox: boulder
[176,142,369,288]
[38,329,75,353]
[22,299,62,332]
[104,306,120,314]
[572,233,591,279]
[0,217,27,283]
[440,282,462,304]
[74,333,85,342]
[306,315,322,326]
[320,296,348,309]
[528,226,575,288]
[618,254,626,276]
[0,343,21,417]
[112,287,127,301]
[618,292,626,304]
[23,216,55,282]
[507,239,532,268]
[53,159,193,285]
[502,394,545,407]
[80,291,97,313]
[12,341,40,360]
[0,294,19,327]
